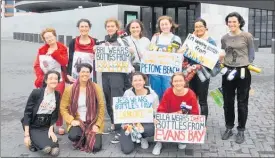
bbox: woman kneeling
[120,72,159,154]
[60,63,105,153]
[21,71,61,156]
[152,72,200,155]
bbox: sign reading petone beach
[113,96,154,124]
[71,51,94,80]
[154,113,206,143]
[181,33,221,70]
[95,46,132,73]
[140,51,183,76]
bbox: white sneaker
[178,143,186,149]
[152,142,162,155]
[140,138,149,149]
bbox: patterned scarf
[69,79,98,153]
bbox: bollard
[254,38,259,52]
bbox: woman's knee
[68,126,82,142]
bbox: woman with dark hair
[34,28,68,135]
[67,19,98,83]
[124,19,151,72]
[98,18,131,143]
[119,72,159,154]
[21,70,61,156]
[149,16,182,100]
[60,63,105,153]
[152,72,199,155]
[220,12,255,144]
[181,18,218,121]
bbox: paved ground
[1,39,274,157]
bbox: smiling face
[78,21,90,36]
[132,75,146,91]
[129,22,142,38]
[79,67,91,82]
[172,75,186,92]
[194,21,207,37]
[159,19,172,33]
[43,32,56,45]
[45,73,59,89]
[106,21,118,36]
[227,16,240,32]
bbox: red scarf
[74,36,95,53]
[69,80,98,152]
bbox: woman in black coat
[21,70,61,156]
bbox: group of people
[21,11,255,156]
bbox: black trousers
[30,127,59,150]
[119,123,155,154]
[222,67,251,131]
[189,74,210,120]
[102,72,130,127]
[68,126,102,152]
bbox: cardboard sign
[39,55,62,81]
[140,51,183,76]
[154,113,206,143]
[95,46,132,73]
[71,51,94,80]
[113,96,154,124]
[182,34,220,70]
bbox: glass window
[5,0,14,5]
[268,10,273,15]
[255,32,260,38]
[255,24,261,32]
[256,9,261,16]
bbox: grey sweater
[221,32,255,67]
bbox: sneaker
[50,147,60,156]
[235,131,245,144]
[29,144,37,152]
[111,133,120,144]
[221,128,233,140]
[42,146,52,154]
[152,142,162,156]
[178,143,187,149]
[140,138,149,149]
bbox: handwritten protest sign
[154,113,206,143]
[113,96,154,124]
[39,55,62,81]
[140,51,183,76]
[95,46,131,73]
[182,34,220,70]
[72,51,94,80]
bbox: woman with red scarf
[33,28,68,135]
[60,63,105,153]
[67,19,98,83]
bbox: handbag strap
[130,37,142,62]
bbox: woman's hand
[67,75,76,83]
[92,125,99,133]
[71,120,80,126]
[129,47,135,54]
[153,119,159,125]
[48,131,58,142]
[219,49,226,63]
[24,136,31,148]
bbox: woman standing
[34,28,68,134]
[188,19,217,120]
[60,63,105,153]
[67,19,98,83]
[99,18,130,143]
[220,12,255,144]
[119,72,159,154]
[124,20,151,72]
[153,72,199,155]
[21,71,61,156]
[149,16,182,100]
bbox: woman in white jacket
[119,72,159,154]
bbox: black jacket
[67,37,98,76]
[21,88,61,127]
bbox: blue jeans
[149,74,171,100]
